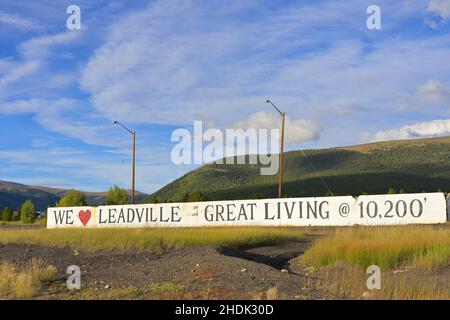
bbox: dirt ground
[0,236,328,299]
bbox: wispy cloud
[0,12,39,29]
[427,0,450,20]
[425,0,450,28]
[362,119,450,142]
[399,79,450,110]
[233,111,320,145]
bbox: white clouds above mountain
[363,119,450,142]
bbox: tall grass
[0,227,306,251]
[303,226,449,270]
[309,263,449,300]
[0,259,56,299]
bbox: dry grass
[302,225,449,300]
[0,227,306,252]
[338,135,450,153]
[265,287,279,300]
[303,225,450,270]
[309,263,449,300]
[0,259,56,299]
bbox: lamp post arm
[113,121,134,135]
[265,99,284,116]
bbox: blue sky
[0,0,450,193]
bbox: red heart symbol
[78,210,91,226]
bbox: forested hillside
[147,136,450,201]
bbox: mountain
[147,136,450,202]
[0,181,148,211]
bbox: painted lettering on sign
[47,193,447,229]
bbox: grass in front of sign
[0,227,306,251]
[0,259,56,299]
[304,263,449,300]
[302,225,450,270]
[301,225,449,299]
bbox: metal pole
[265,100,285,198]
[132,131,136,204]
[113,121,136,204]
[279,113,285,198]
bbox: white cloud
[19,31,80,59]
[0,12,38,29]
[0,31,81,95]
[233,111,320,144]
[0,98,46,114]
[425,0,450,27]
[399,79,450,109]
[363,119,450,142]
[0,98,122,148]
[417,80,450,103]
[0,60,41,86]
[427,0,450,20]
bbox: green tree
[183,190,207,202]
[57,190,87,207]
[106,185,129,205]
[387,187,397,194]
[250,192,265,199]
[146,196,159,204]
[12,211,20,221]
[399,188,407,194]
[1,207,13,221]
[20,200,36,224]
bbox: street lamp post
[113,121,136,204]
[266,100,285,198]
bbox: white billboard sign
[47,193,448,229]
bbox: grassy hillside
[0,181,147,211]
[147,136,450,202]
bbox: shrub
[183,190,207,202]
[106,185,129,205]
[1,207,13,222]
[20,200,36,224]
[57,190,87,207]
[387,187,397,194]
[12,212,20,221]
[147,196,159,204]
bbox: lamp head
[265,99,271,103]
